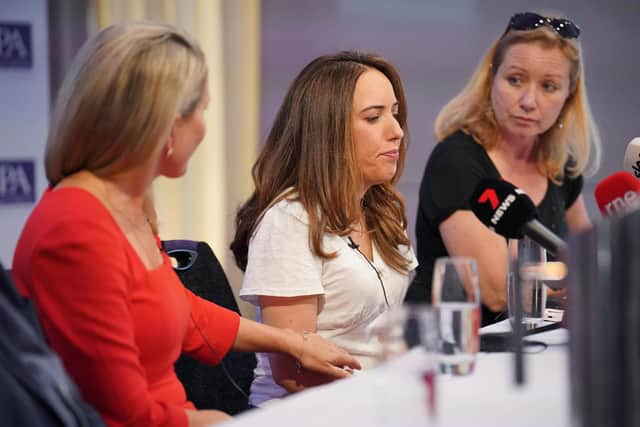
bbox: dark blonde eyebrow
[359,101,399,114]
[504,65,566,81]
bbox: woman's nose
[388,116,404,142]
[519,85,537,112]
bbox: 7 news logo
[477,187,525,224]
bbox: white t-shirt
[239,197,418,407]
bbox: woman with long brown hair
[231,51,417,406]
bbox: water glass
[431,257,481,375]
[371,304,437,360]
[507,237,548,329]
[368,304,439,422]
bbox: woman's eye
[543,81,558,92]
[507,75,521,86]
[366,116,380,123]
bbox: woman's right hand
[185,409,231,427]
[294,330,361,378]
[231,301,361,390]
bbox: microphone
[347,237,359,249]
[470,178,567,255]
[594,171,640,217]
[623,137,640,178]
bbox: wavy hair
[231,51,411,272]
[434,22,601,182]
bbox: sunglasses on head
[505,12,580,39]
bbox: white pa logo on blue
[0,22,32,68]
[0,160,35,203]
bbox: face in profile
[351,68,404,191]
[161,83,210,178]
[491,42,571,141]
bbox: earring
[557,121,564,129]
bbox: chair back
[0,265,105,426]
[164,240,256,414]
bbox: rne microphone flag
[594,171,640,217]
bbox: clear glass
[431,257,481,376]
[507,237,548,330]
[371,304,438,360]
[368,304,439,423]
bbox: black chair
[163,240,256,415]
[0,264,105,426]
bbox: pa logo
[0,22,32,68]
[0,160,35,203]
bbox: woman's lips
[512,116,537,125]
[381,150,400,159]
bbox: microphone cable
[347,236,390,307]
[189,312,250,401]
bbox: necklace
[99,183,162,269]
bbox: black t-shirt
[406,130,583,326]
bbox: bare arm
[184,409,230,427]
[230,300,360,390]
[439,210,509,312]
[566,194,592,233]
[183,300,360,425]
[546,194,591,299]
[256,295,348,392]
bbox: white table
[220,322,570,427]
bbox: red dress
[12,187,240,427]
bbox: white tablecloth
[219,323,570,427]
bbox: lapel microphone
[347,237,359,249]
[346,235,389,307]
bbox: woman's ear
[163,132,175,159]
[165,143,174,158]
[163,114,181,158]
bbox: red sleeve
[28,218,187,427]
[181,289,240,364]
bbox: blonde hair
[45,22,207,185]
[231,51,411,273]
[435,25,601,182]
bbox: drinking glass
[366,304,438,423]
[372,304,438,361]
[431,257,481,375]
[507,237,548,330]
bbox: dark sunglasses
[505,12,580,39]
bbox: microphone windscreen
[470,178,537,239]
[593,171,640,217]
[622,137,640,178]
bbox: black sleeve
[419,137,497,227]
[563,174,583,209]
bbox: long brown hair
[434,23,600,182]
[231,51,411,272]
